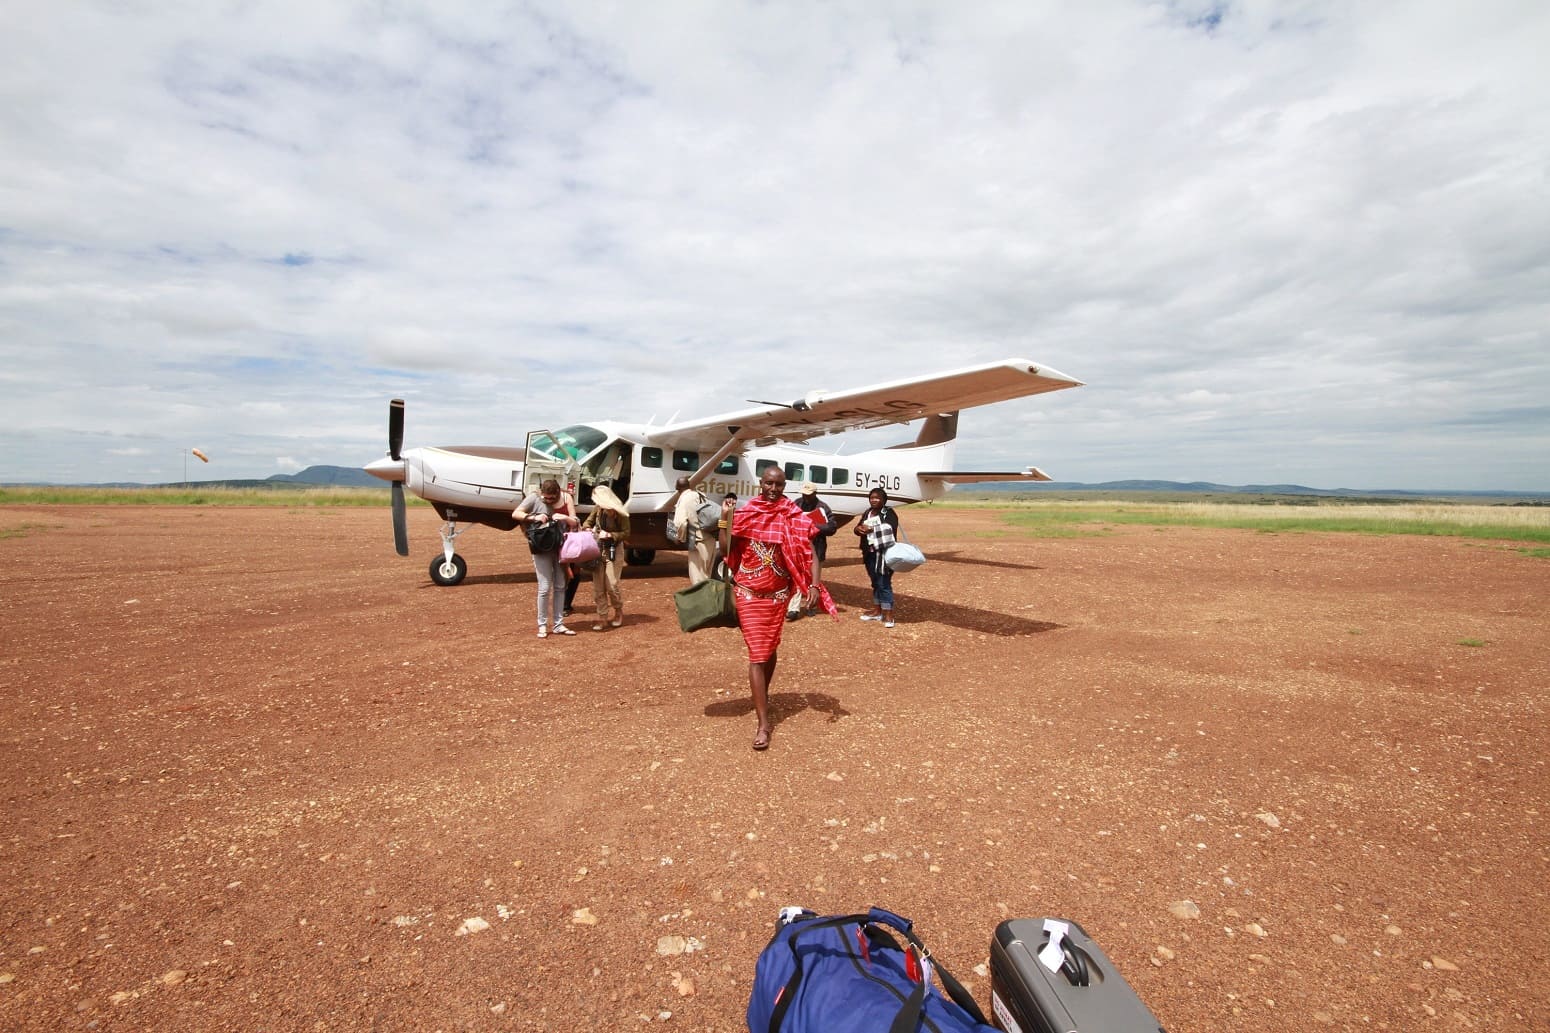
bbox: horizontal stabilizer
[919,468,1052,484]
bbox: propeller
[389,398,405,461]
[389,399,409,556]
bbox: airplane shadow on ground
[822,581,1063,637]
[433,563,688,590]
[704,691,852,737]
[442,572,531,588]
[823,550,1046,573]
[442,560,1061,636]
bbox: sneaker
[552,624,576,636]
[883,619,896,629]
[860,613,882,622]
[592,623,606,631]
[610,618,623,628]
[537,626,548,639]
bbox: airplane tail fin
[902,412,958,448]
[904,410,1055,490]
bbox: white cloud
[2,1,1547,490]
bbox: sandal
[752,726,772,751]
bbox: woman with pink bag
[512,479,580,638]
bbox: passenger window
[755,459,776,476]
[717,456,739,475]
[784,463,804,481]
[832,467,850,486]
[641,448,663,469]
[672,450,699,472]
[810,465,827,484]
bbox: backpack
[747,907,995,1033]
[695,498,722,531]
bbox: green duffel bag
[673,576,738,632]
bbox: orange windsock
[191,448,209,463]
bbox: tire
[429,553,468,586]
[624,548,656,567]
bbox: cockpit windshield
[524,424,632,503]
[530,425,608,463]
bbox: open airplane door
[523,429,582,497]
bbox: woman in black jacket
[854,487,900,628]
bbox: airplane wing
[919,468,1054,484]
[654,357,1082,449]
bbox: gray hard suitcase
[989,918,1164,1033]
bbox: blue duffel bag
[747,906,995,1033]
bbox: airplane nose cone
[364,455,406,483]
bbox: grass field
[940,498,1550,544]
[0,485,403,507]
[4,485,1548,544]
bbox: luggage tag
[1038,919,1071,974]
[904,943,934,986]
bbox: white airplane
[364,357,1082,585]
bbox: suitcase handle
[1057,943,1091,987]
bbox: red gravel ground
[1,504,1546,1031]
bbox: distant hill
[266,465,381,488]
[137,465,385,489]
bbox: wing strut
[668,428,748,508]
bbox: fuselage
[364,421,955,550]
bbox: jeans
[863,548,894,609]
[532,551,566,627]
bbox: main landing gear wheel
[429,553,468,586]
[624,548,656,567]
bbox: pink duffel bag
[560,530,601,563]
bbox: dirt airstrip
[0,504,1546,1031]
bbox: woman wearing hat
[787,481,837,620]
[582,484,631,630]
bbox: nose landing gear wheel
[429,553,468,586]
[624,548,656,567]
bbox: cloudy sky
[3,1,1547,490]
